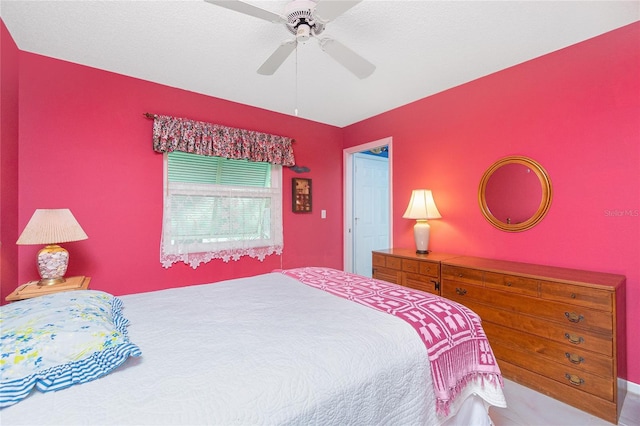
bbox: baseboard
[622,378,640,395]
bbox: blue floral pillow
[0,290,141,407]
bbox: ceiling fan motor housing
[284,0,325,38]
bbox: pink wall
[0,20,20,302]
[344,22,640,384]
[11,50,344,297]
[3,19,638,385]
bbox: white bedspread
[1,272,502,425]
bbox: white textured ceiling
[1,1,638,127]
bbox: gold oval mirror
[478,156,552,232]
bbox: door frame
[343,137,393,272]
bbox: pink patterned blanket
[280,267,503,416]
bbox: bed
[1,267,506,425]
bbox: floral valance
[152,114,295,166]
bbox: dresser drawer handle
[564,312,584,323]
[455,288,467,296]
[457,273,464,278]
[565,333,584,345]
[565,352,585,364]
[505,281,513,287]
[565,373,585,386]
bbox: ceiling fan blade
[204,0,286,24]
[319,38,375,79]
[257,40,297,75]
[313,0,362,22]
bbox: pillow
[0,290,141,407]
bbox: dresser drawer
[372,267,401,285]
[499,361,619,424]
[540,281,612,312]
[483,322,613,378]
[491,342,614,401]
[385,256,402,270]
[465,302,613,357]
[443,281,612,334]
[404,273,439,295]
[373,253,403,270]
[420,261,439,278]
[484,272,538,297]
[402,259,421,273]
[372,253,387,268]
[442,280,484,302]
[441,265,483,285]
[402,259,439,278]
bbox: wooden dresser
[371,249,457,295]
[440,256,626,424]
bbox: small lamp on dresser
[16,209,88,286]
[403,189,441,254]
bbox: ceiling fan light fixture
[296,24,311,42]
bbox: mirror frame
[478,156,553,232]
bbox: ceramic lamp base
[413,219,432,254]
[36,244,69,286]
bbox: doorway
[343,137,392,276]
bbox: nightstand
[5,276,91,302]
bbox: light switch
[321,210,326,219]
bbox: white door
[352,153,389,277]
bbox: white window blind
[161,151,283,268]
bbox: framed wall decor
[292,178,312,213]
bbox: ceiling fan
[205,0,375,79]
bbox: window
[160,151,283,268]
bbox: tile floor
[489,380,640,426]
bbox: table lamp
[16,209,88,285]
[402,189,441,254]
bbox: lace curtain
[152,115,292,268]
[160,180,283,269]
[152,114,295,166]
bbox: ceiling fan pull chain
[295,46,299,117]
